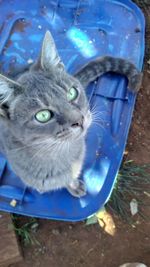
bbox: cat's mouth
[57,129,71,138]
[57,125,83,139]
[57,111,92,140]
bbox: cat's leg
[66,159,87,198]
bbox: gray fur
[75,56,142,92]
[0,31,142,197]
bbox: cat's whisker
[93,121,108,127]
[34,137,68,161]
[90,101,109,114]
[92,113,106,119]
[92,110,108,116]
[91,114,108,124]
[91,111,108,121]
[92,121,105,130]
[90,103,101,113]
[91,107,108,116]
[91,106,109,120]
[91,112,108,128]
[30,140,59,162]
[9,138,56,153]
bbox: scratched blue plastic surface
[0,0,145,220]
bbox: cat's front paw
[67,179,87,198]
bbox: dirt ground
[8,1,150,267]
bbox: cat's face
[0,31,92,146]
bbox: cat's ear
[0,74,22,117]
[40,31,64,71]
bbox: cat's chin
[71,126,84,138]
[72,111,92,139]
[72,124,91,139]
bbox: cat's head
[0,31,92,146]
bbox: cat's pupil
[35,110,51,123]
[67,87,78,101]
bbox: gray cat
[0,31,142,197]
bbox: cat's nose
[71,116,84,128]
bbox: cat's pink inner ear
[40,31,64,71]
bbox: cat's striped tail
[74,56,143,92]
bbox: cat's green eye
[67,87,78,101]
[35,110,52,123]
